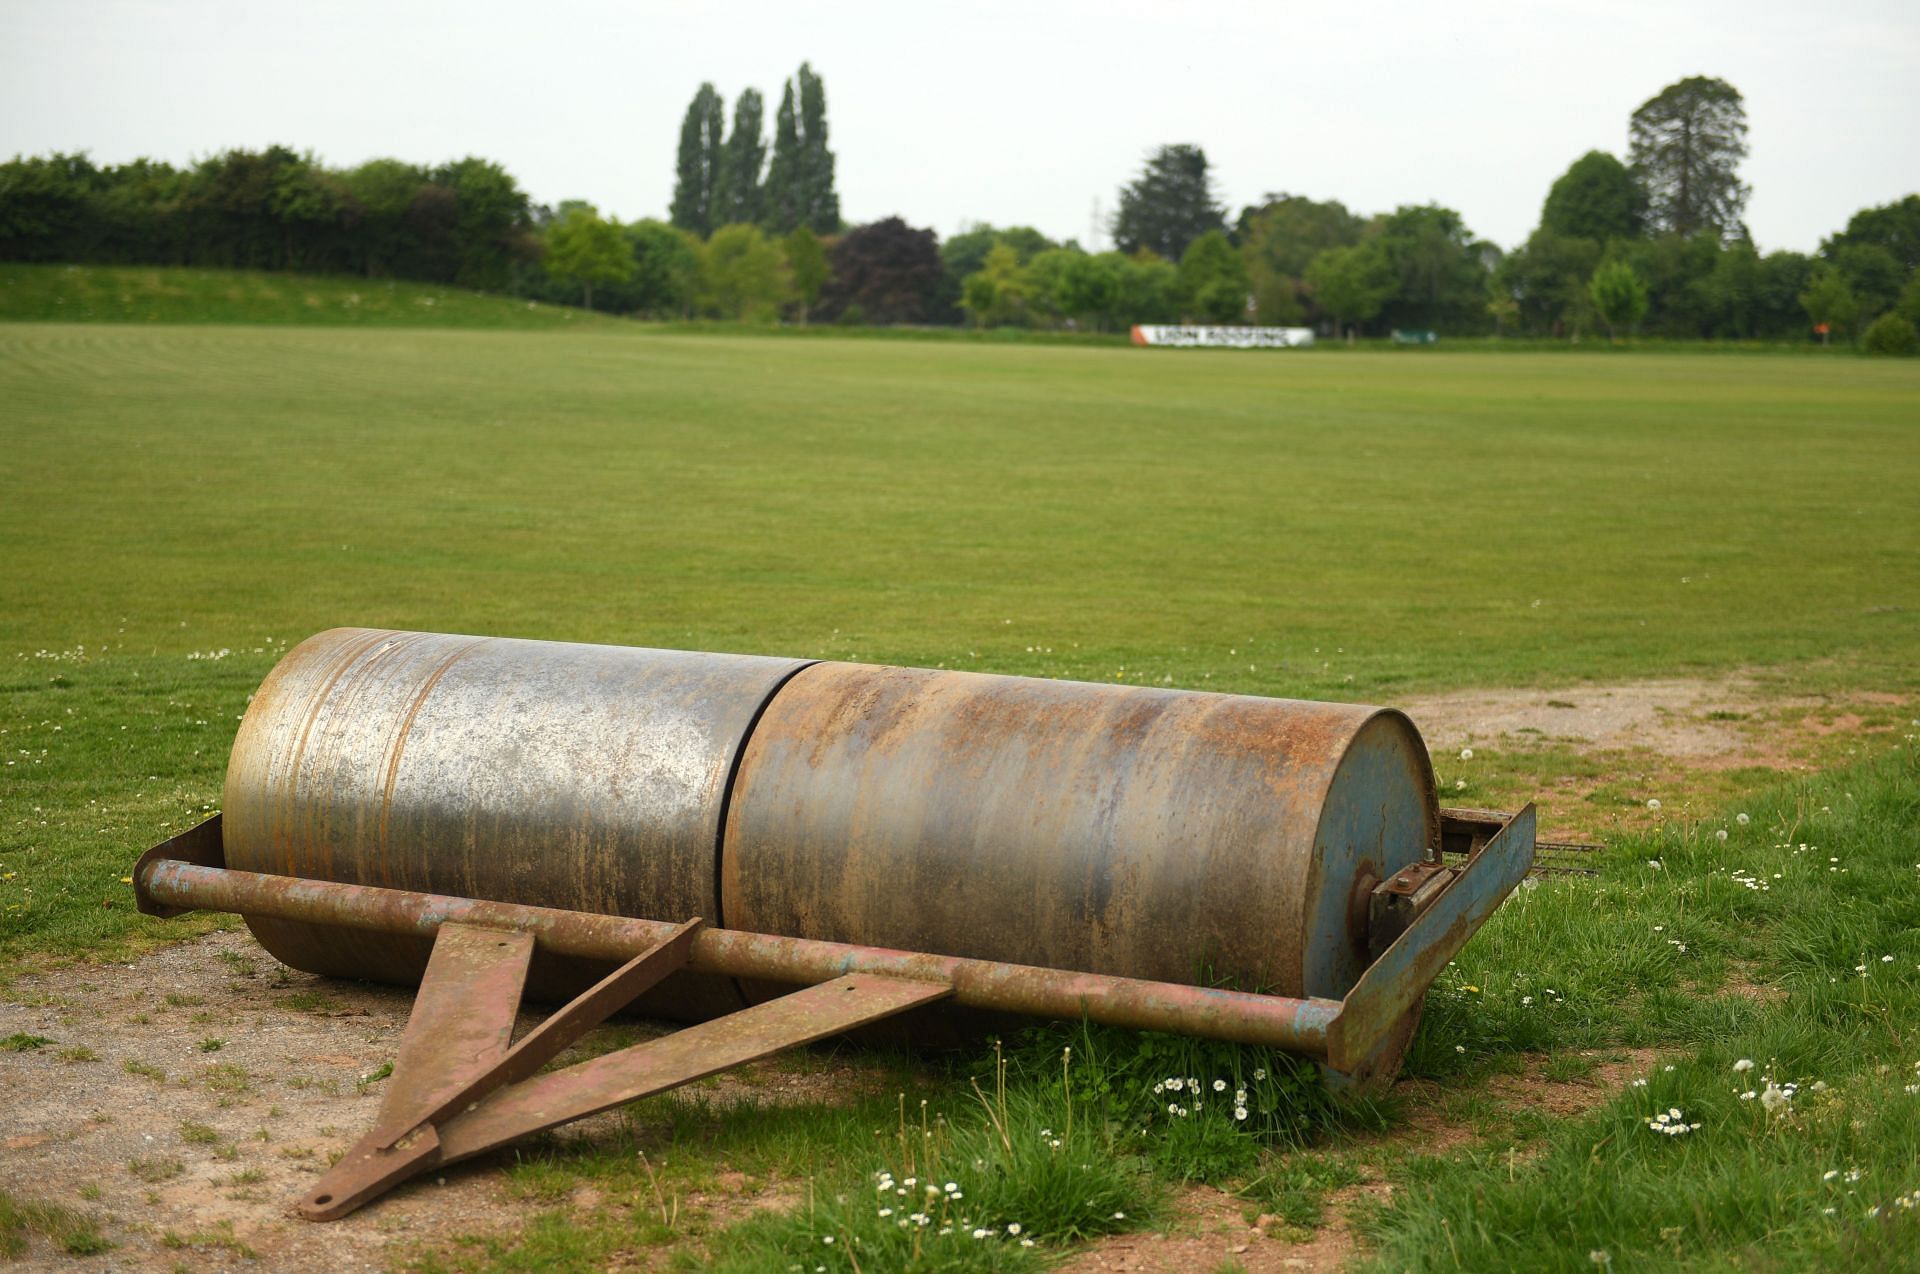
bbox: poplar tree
[795,62,839,233]
[763,81,803,234]
[764,63,839,235]
[669,83,725,236]
[712,89,766,229]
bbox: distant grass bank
[0,263,618,330]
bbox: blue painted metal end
[1324,804,1537,1087]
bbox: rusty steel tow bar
[132,804,1532,1221]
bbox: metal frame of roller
[127,629,1536,1219]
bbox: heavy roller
[131,628,1535,1219]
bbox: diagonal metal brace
[296,917,950,1220]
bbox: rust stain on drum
[722,662,1434,1005]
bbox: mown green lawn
[2,318,1917,1269]
[4,323,1915,685]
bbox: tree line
[0,146,535,289]
[2,72,1915,348]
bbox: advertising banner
[1130,325,1315,349]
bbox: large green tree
[1799,266,1856,344]
[1587,260,1650,341]
[1305,242,1394,340]
[0,153,106,261]
[1111,250,1180,326]
[763,63,839,235]
[1055,251,1124,329]
[702,223,789,320]
[941,224,1053,289]
[435,156,535,290]
[1754,250,1816,338]
[1176,229,1250,323]
[1540,151,1642,242]
[1111,144,1223,262]
[712,89,766,229]
[1628,76,1750,238]
[545,205,632,309]
[1494,228,1601,337]
[959,241,1027,327]
[1237,194,1364,326]
[1373,204,1490,331]
[670,82,725,236]
[624,219,703,317]
[1831,242,1904,324]
[783,225,829,324]
[1823,194,1920,274]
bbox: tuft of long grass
[0,1190,114,1257]
[706,1041,1152,1272]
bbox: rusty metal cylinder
[224,629,1438,1016]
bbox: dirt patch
[1054,1183,1364,1273]
[1398,674,1909,841]
[1488,1049,1665,1119]
[1400,676,1823,761]
[1716,964,1790,1006]
[1372,1048,1665,1159]
[0,930,848,1270]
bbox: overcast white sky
[4,0,1915,253]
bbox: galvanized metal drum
[221,629,809,1012]
[221,629,1439,1020]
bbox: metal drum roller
[133,627,1535,1220]
[724,662,1436,1008]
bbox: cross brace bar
[299,918,950,1219]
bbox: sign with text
[1130,325,1315,349]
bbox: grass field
[2,312,1918,1269]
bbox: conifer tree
[712,89,766,229]
[763,80,803,234]
[795,62,839,234]
[763,64,839,235]
[669,83,725,236]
